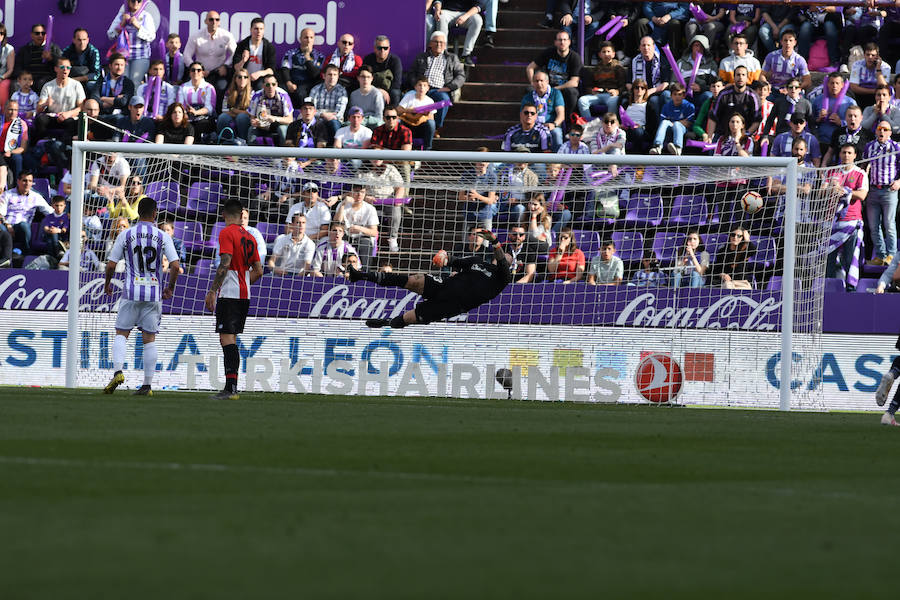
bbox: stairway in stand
[433,0,556,151]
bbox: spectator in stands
[183,10,235,100]
[862,85,900,132]
[349,66,385,128]
[524,70,564,151]
[751,79,775,149]
[822,105,872,167]
[270,213,315,276]
[325,33,363,90]
[11,71,38,126]
[459,147,498,232]
[286,181,331,241]
[685,3,725,49]
[501,148,539,224]
[558,0,605,49]
[81,98,112,143]
[261,157,301,215]
[520,193,552,254]
[136,60,178,120]
[758,5,796,56]
[638,2,689,58]
[14,23,61,92]
[280,27,324,107]
[0,207,10,266]
[672,230,709,288]
[233,17,276,91]
[88,151,130,211]
[650,82,694,155]
[589,113,625,177]
[620,79,655,151]
[577,41,626,121]
[105,215,131,258]
[363,35,402,105]
[762,30,811,94]
[862,120,900,266]
[92,53,134,116]
[763,76,812,137]
[825,143,868,289]
[879,3,900,70]
[772,113,821,166]
[360,151,405,252]
[0,171,51,255]
[706,65,760,140]
[33,57,84,143]
[713,113,753,219]
[685,78,723,149]
[431,0,483,66]
[710,227,755,288]
[607,3,639,58]
[312,222,355,277]
[41,196,68,258]
[162,34,185,85]
[154,102,194,145]
[1,101,26,180]
[631,250,666,287]
[718,34,762,86]
[62,28,100,90]
[767,138,815,210]
[541,162,575,231]
[110,96,156,143]
[216,68,251,141]
[0,23,14,108]
[849,43,891,110]
[676,35,716,109]
[548,226,585,283]
[247,74,293,146]
[58,229,103,272]
[502,103,549,152]
[179,62,217,140]
[335,184,379,268]
[587,239,623,285]
[370,105,413,153]
[797,6,840,71]
[285,98,330,148]
[411,31,465,132]
[107,0,157,85]
[811,72,856,148]
[119,175,151,223]
[397,79,436,150]
[503,225,537,284]
[335,106,373,149]
[158,219,186,264]
[454,223,494,262]
[310,64,348,138]
[629,36,671,119]
[314,159,350,206]
[526,30,582,119]
[726,3,760,49]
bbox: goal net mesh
[72,145,836,409]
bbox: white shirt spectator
[39,78,86,113]
[271,232,315,274]
[286,200,332,236]
[334,124,372,149]
[339,200,378,239]
[89,155,131,186]
[311,238,356,276]
[183,28,236,72]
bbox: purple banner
[4,0,423,70]
[4,269,898,334]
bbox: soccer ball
[432,249,448,268]
[740,190,764,214]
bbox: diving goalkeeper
[348,230,512,328]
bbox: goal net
[66,142,836,409]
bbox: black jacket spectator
[232,36,277,88]
[92,72,135,115]
[14,40,62,91]
[363,51,402,104]
[62,42,101,86]
[764,93,813,136]
[285,118,333,148]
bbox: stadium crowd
[2,1,900,293]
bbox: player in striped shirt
[103,197,181,396]
[205,199,263,400]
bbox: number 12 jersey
[218,224,260,300]
[108,221,179,302]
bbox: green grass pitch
[0,387,896,598]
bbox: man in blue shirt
[650,82,694,155]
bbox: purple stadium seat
[652,231,685,264]
[144,181,182,214]
[749,237,778,268]
[255,222,283,244]
[29,221,47,254]
[856,279,880,293]
[33,178,52,202]
[184,182,223,216]
[193,258,216,278]
[172,221,206,254]
[206,222,227,248]
[624,194,664,226]
[669,195,708,226]
[610,231,645,262]
[571,229,601,258]
[824,278,847,293]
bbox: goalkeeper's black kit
[416,255,512,323]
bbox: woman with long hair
[672,230,710,288]
[547,226,585,284]
[519,192,552,254]
[713,112,755,223]
[106,174,148,222]
[217,68,252,141]
[154,102,194,145]
[621,79,655,151]
[710,226,756,288]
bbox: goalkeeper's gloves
[475,229,498,245]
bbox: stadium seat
[750,237,778,268]
[29,221,47,255]
[765,276,803,292]
[824,278,847,293]
[652,231,685,264]
[255,222,283,244]
[22,255,39,268]
[193,258,216,278]
[184,182,223,216]
[623,194,664,227]
[33,178,52,202]
[571,229,601,258]
[206,222,227,249]
[610,231,644,262]
[172,221,206,254]
[144,181,182,214]
[855,279,880,293]
[669,195,708,226]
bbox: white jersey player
[103,197,181,396]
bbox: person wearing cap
[771,112,822,166]
[335,184,379,268]
[247,73,293,145]
[109,94,156,143]
[286,181,332,242]
[676,35,718,110]
[285,97,333,148]
[706,64,761,140]
[91,52,134,116]
[334,106,373,149]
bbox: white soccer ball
[740,190,764,215]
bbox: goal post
[65,141,817,410]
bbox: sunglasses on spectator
[512,231,525,236]
[604,119,616,124]
[522,110,536,115]
[33,30,46,35]
[208,17,220,21]
[377,46,389,50]
[57,65,72,70]
[787,85,800,89]
[264,82,277,87]
[569,132,582,136]
[190,67,204,72]
[730,233,742,238]
[341,40,354,45]
[878,126,892,131]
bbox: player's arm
[205,253,231,312]
[249,260,264,284]
[103,232,126,294]
[104,260,118,294]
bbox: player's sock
[890,357,900,379]
[112,334,127,373]
[223,343,239,393]
[389,316,408,328]
[889,386,900,415]
[374,272,409,287]
[142,342,157,387]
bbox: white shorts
[115,300,162,334]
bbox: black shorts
[416,275,464,324]
[215,298,249,334]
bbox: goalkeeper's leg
[348,267,426,294]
